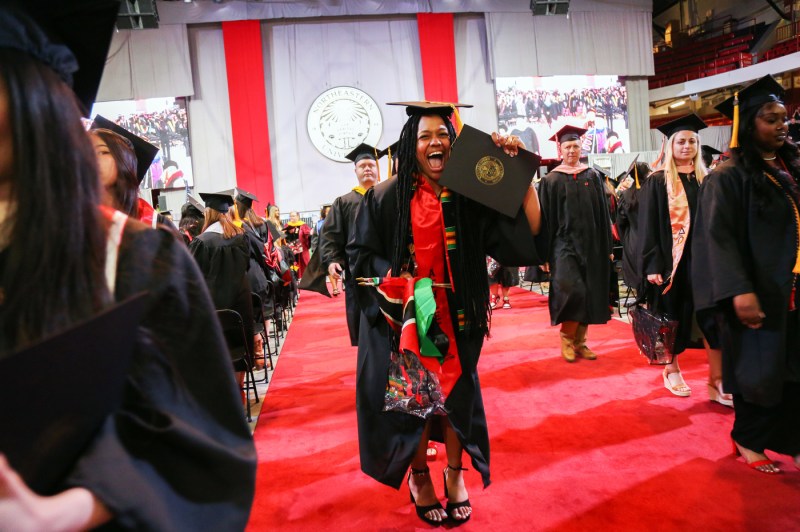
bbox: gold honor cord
[764,172,800,274]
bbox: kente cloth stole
[663,172,690,294]
[409,179,462,395]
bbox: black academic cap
[592,164,610,178]
[0,1,120,116]
[715,75,785,119]
[235,188,258,208]
[623,155,640,177]
[199,192,235,214]
[378,141,399,159]
[656,113,707,138]
[439,124,541,218]
[387,100,473,117]
[181,196,203,218]
[345,143,379,163]
[701,145,722,156]
[549,125,587,143]
[92,115,160,184]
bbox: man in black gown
[538,125,613,362]
[318,143,382,346]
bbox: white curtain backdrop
[265,17,424,212]
[186,24,237,194]
[97,24,194,102]
[454,14,498,133]
[485,10,654,77]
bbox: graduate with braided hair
[348,102,542,526]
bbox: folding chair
[216,309,260,422]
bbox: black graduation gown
[347,178,541,490]
[692,154,800,407]
[637,170,700,355]
[69,221,256,530]
[189,226,255,354]
[242,223,273,317]
[538,168,612,325]
[615,182,644,289]
[319,189,365,346]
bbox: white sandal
[663,369,691,397]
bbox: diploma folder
[439,124,542,218]
[0,293,147,494]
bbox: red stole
[410,178,461,395]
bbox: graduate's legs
[705,338,732,406]
[559,321,578,362]
[408,419,447,523]
[443,418,472,522]
[574,322,597,359]
[663,357,691,396]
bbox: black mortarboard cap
[0,292,146,494]
[439,124,541,218]
[387,100,473,117]
[592,164,610,178]
[0,1,120,116]
[345,143,380,163]
[92,115,160,184]
[235,188,258,208]
[200,192,235,214]
[549,125,587,143]
[378,141,399,159]
[181,196,204,218]
[656,113,707,138]
[701,145,722,157]
[715,75,785,119]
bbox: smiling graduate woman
[0,5,255,530]
[693,75,800,475]
[347,102,543,526]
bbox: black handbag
[629,288,678,365]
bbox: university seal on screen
[307,87,383,162]
[475,156,504,185]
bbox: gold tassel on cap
[451,104,463,135]
[387,145,393,178]
[634,163,640,189]
[730,91,740,149]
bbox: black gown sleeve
[347,182,395,327]
[482,203,543,267]
[704,167,754,301]
[319,197,347,269]
[66,224,256,531]
[637,171,668,280]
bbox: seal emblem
[307,86,383,162]
[475,156,504,185]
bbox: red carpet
[247,287,800,531]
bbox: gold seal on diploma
[475,156,504,185]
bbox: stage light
[669,100,686,109]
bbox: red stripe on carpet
[248,287,800,531]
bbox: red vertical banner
[222,20,274,206]
[416,13,459,103]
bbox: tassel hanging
[450,104,463,136]
[634,162,640,190]
[730,91,740,149]
[387,145,393,178]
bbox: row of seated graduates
[180,191,298,419]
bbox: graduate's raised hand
[491,132,525,157]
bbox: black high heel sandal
[408,467,446,526]
[443,464,472,525]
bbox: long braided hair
[391,112,492,340]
